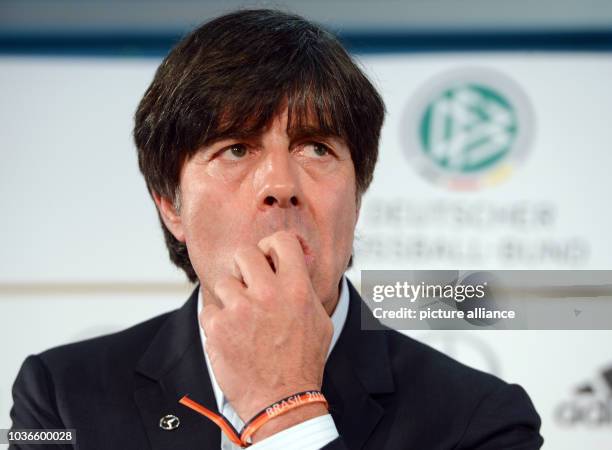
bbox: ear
[152,191,186,242]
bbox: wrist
[239,384,321,420]
[179,390,329,447]
[250,402,329,443]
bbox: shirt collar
[197,275,350,412]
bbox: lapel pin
[159,414,180,431]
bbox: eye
[303,142,332,158]
[219,143,248,160]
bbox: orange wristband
[240,390,328,445]
[179,390,329,448]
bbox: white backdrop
[1,53,611,449]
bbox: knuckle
[213,279,229,298]
[291,281,310,302]
[255,284,275,302]
[231,302,249,320]
[234,247,249,261]
[236,244,257,258]
[236,245,262,264]
[204,315,219,337]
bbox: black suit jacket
[10,280,543,449]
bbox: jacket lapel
[133,285,221,450]
[322,279,395,450]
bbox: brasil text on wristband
[179,390,329,448]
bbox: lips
[295,234,309,255]
[295,234,315,266]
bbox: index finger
[257,231,308,278]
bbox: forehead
[200,90,348,147]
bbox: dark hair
[134,8,385,283]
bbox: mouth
[295,234,315,267]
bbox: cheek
[180,181,243,262]
[332,198,358,256]
[307,174,357,303]
[316,175,358,259]
[182,185,219,237]
[180,158,246,241]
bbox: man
[10,9,543,449]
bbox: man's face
[163,108,358,312]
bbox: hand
[199,230,334,439]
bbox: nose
[256,148,301,210]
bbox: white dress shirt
[197,276,349,450]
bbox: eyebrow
[201,125,342,148]
[200,131,261,149]
[287,125,340,143]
